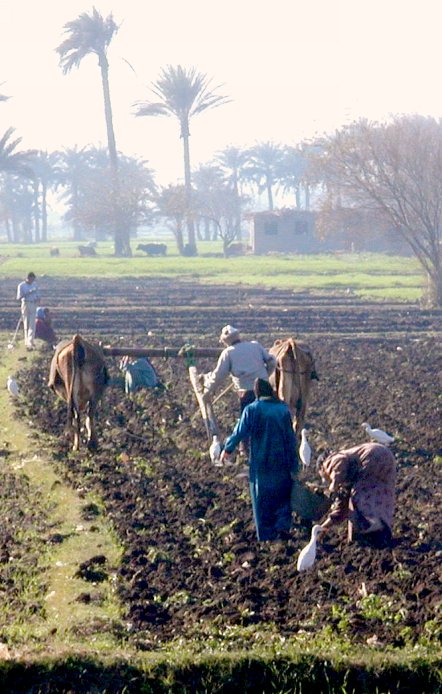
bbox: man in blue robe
[221,378,299,541]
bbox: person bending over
[317,442,396,547]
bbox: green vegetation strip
[0,650,440,693]
[0,339,124,656]
[0,244,424,302]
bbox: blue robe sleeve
[223,406,253,453]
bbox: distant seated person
[35,307,57,346]
[119,356,161,394]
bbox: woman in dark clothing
[35,307,57,345]
[318,443,396,546]
[220,378,299,541]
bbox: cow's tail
[66,334,85,442]
[269,340,282,399]
[292,339,318,427]
[289,338,304,414]
[290,338,301,381]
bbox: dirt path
[0,337,125,656]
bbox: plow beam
[102,346,222,359]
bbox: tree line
[0,8,440,305]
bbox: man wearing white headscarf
[203,325,276,415]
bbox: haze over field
[1,0,441,184]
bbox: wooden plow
[102,344,223,441]
[101,342,331,520]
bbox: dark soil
[0,276,440,339]
[5,277,442,650]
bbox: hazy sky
[1,0,441,185]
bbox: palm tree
[56,8,131,256]
[279,146,308,209]
[192,164,225,240]
[27,150,60,242]
[244,141,286,210]
[155,184,187,254]
[0,128,35,177]
[0,91,39,241]
[214,146,249,239]
[5,179,34,242]
[55,146,90,240]
[135,65,230,254]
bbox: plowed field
[6,277,442,650]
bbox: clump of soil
[75,555,108,583]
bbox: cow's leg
[293,400,302,437]
[295,390,306,436]
[296,378,312,436]
[85,401,98,450]
[72,411,81,451]
[64,405,78,451]
[297,403,306,435]
[282,373,298,433]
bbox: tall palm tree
[56,8,131,256]
[135,65,230,254]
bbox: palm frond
[136,64,230,121]
[134,102,172,118]
[0,128,36,177]
[56,9,118,73]
[0,127,22,156]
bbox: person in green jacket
[220,378,299,541]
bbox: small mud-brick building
[248,207,411,255]
[249,209,316,254]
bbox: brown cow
[269,338,318,436]
[225,242,244,256]
[137,242,167,256]
[78,245,97,257]
[48,334,109,451]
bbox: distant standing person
[203,325,276,415]
[220,378,299,541]
[16,272,40,350]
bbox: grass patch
[0,646,440,693]
[0,339,125,654]
[0,242,424,302]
